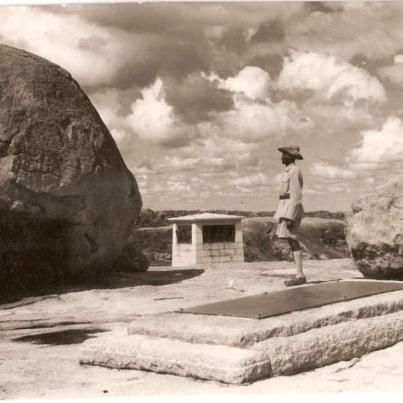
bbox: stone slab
[252,310,403,376]
[181,280,403,319]
[80,310,403,384]
[79,332,271,384]
[128,288,403,346]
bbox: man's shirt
[274,163,304,221]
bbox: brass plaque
[179,280,403,319]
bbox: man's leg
[289,239,304,278]
[284,239,306,286]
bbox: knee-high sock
[293,249,304,278]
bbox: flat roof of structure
[168,212,244,223]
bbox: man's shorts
[275,217,302,241]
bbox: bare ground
[2,258,403,398]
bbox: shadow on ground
[0,268,205,307]
[12,328,108,345]
[110,269,205,287]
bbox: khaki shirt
[274,163,304,221]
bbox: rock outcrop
[346,176,403,279]
[0,45,142,292]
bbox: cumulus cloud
[215,65,272,100]
[0,5,212,91]
[90,89,132,142]
[205,66,313,142]
[162,157,201,171]
[231,172,269,187]
[378,56,403,87]
[165,75,234,124]
[177,135,260,178]
[194,135,259,157]
[286,3,403,61]
[160,155,236,174]
[326,183,351,193]
[250,19,285,43]
[136,159,154,174]
[67,2,304,35]
[136,176,149,193]
[206,157,236,171]
[311,162,356,179]
[166,181,191,193]
[126,78,189,147]
[0,6,136,88]
[4,2,403,211]
[349,116,403,164]
[278,51,387,105]
[217,96,313,141]
[237,153,261,169]
[303,102,375,129]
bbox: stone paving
[2,259,403,397]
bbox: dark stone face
[0,45,142,296]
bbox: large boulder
[0,45,142,292]
[346,175,403,280]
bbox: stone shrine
[168,213,244,266]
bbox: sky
[1,1,403,212]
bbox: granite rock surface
[346,175,403,279]
[0,45,142,291]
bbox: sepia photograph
[2,0,403,399]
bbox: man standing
[274,145,306,286]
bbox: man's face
[281,152,294,165]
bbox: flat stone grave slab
[80,279,403,384]
[179,279,403,319]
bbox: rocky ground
[1,258,403,398]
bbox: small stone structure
[168,213,244,266]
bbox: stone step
[79,331,271,384]
[252,309,403,376]
[80,309,403,384]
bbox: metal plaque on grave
[178,280,403,319]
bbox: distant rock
[0,45,142,292]
[131,217,348,266]
[136,209,345,228]
[243,217,348,262]
[346,176,403,279]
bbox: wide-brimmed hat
[278,145,303,160]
